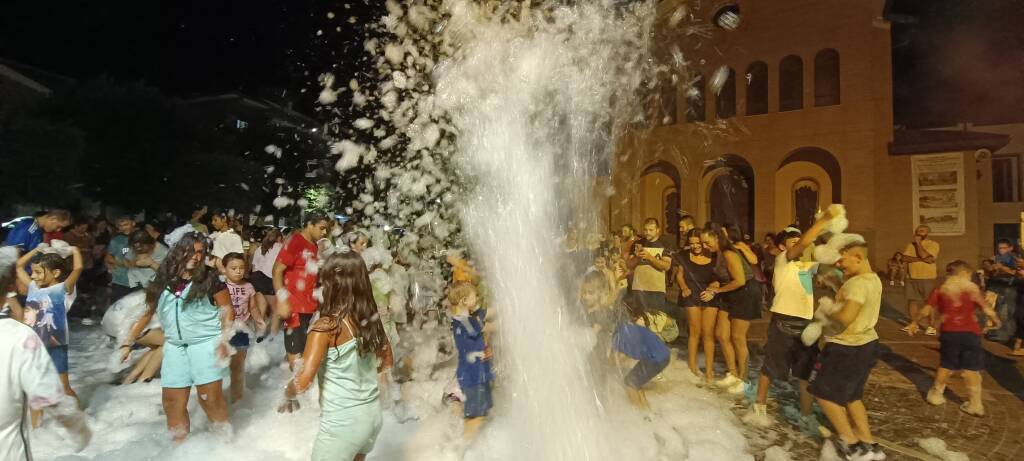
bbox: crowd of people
[888,230,1024,356]
[0,207,453,461]
[0,203,1014,461]
[565,207,1010,461]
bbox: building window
[686,74,706,123]
[745,61,768,115]
[305,160,319,178]
[993,154,1021,202]
[660,79,677,125]
[713,5,741,30]
[814,49,841,107]
[664,188,680,236]
[779,55,803,112]
[793,179,820,230]
[715,67,736,119]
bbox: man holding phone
[627,218,680,325]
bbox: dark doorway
[794,181,820,230]
[709,169,753,235]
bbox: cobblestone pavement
[721,286,1024,460]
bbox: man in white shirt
[752,205,841,428]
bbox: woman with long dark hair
[279,251,393,461]
[121,232,234,442]
[674,228,719,383]
[700,224,762,393]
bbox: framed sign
[911,152,965,236]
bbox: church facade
[609,0,1017,267]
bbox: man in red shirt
[273,212,330,368]
[906,260,1000,417]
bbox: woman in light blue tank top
[280,251,393,461]
[122,232,235,443]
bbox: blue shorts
[462,383,493,418]
[161,338,226,388]
[48,345,69,374]
[939,332,984,371]
[229,332,250,349]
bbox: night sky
[0,1,382,103]
[1,0,1021,127]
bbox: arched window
[686,74,706,122]
[814,49,840,106]
[715,67,736,119]
[793,179,820,230]
[664,188,680,236]
[779,55,803,112]
[660,79,677,125]
[745,61,768,115]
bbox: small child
[886,252,906,287]
[906,260,1000,416]
[448,281,493,440]
[615,293,670,409]
[222,252,267,403]
[15,244,84,427]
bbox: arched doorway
[702,154,755,236]
[775,147,842,231]
[793,179,820,230]
[639,161,681,236]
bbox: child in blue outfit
[15,243,85,427]
[448,281,493,440]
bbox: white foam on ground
[918,437,970,461]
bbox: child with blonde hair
[447,281,493,440]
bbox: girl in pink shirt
[222,253,267,403]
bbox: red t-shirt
[276,233,319,327]
[926,281,986,335]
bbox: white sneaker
[727,380,745,395]
[925,327,938,336]
[925,387,945,406]
[715,373,741,388]
[753,403,767,417]
[80,318,96,326]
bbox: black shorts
[110,283,134,304]
[249,271,275,296]
[762,314,818,382]
[808,340,879,405]
[678,293,716,309]
[722,281,763,321]
[284,313,314,355]
[939,332,984,371]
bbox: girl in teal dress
[121,232,235,443]
[280,251,393,461]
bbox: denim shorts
[229,332,251,349]
[48,345,69,374]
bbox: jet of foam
[430,1,656,460]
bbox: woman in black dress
[699,224,762,393]
[674,229,718,383]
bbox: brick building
[610,0,1017,267]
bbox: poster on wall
[911,152,965,236]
